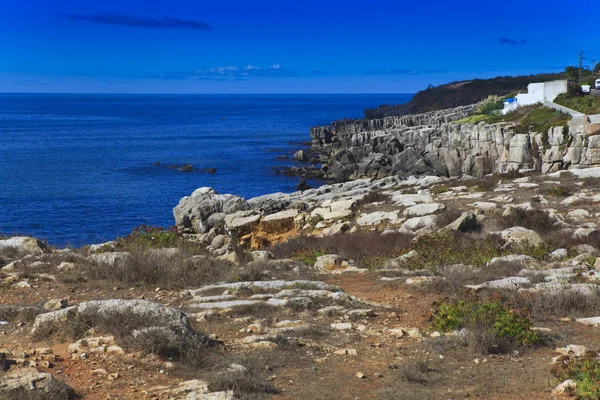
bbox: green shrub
[116,225,180,249]
[554,93,600,115]
[411,231,503,268]
[513,107,571,134]
[453,114,490,124]
[291,249,324,266]
[555,358,600,400]
[476,95,504,116]
[431,300,540,347]
[547,185,572,197]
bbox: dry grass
[430,261,523,294]
[358,190,391,205]
[208,354,278,399]
[489,208,558,232]
[485,288,600,320]
[541,230,600,251]
[269,230,413,269]
[0,303,45,323]
[379,359,438,400]
[0,379,80,400]
[33,304,218,369]
[84,249,237,290]
[126,328,216,369]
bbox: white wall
[502,80,568,115]
[516,93,541,106]
[543,80,568,102]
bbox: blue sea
[0,94,412,246]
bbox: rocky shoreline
[5,102,600,399]
[283,100,600,185]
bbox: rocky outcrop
[173,187,249,233]
[32,299,192,337]
[0,237,48,255]
[309,104,600,181]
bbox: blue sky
[1,0,598,93]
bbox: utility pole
[579,50,583,85]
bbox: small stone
[330,322,352,330]
[164,362,174,370]
[552,379,577,397]
[355,372,365,379]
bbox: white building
[502,80,568,115]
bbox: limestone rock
[0,367,53,392]
[313,254,342,271]
[260,209,298,233]
[443,211,479,232]
[0,237,48,255]
[32,299,192,337]
[224,211,261,236]
[403,203,445,217]
[552,379,576,398]
[500,226,544,247]
[356,211,402,226]
[401,215,437,231]
[88,252,132,268]
[174,187,249,233]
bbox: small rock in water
[297,179,312,191]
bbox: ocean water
[0,94,412,246]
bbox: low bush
[34,303,219,369]
[115,225,181,250]
[269,230,413,269]
[208,356,278,398]
[411,231,504,269]
[0,303,45,323]
[453,114,490,124]
[358,190,391,205]
[396,359,435,384]
[431,261,523,294]
[554,357,600,400]
[127,328,216,369]
[493,288,600,320]
[546,185,573,197]
[477,95,504,115]
[227,262,270,282]
[431,300,539,353]
[555,93,600,115]
[1,380,81,400]
[85,249,236,289]
[494,208,559,232]
[512,107,571,134]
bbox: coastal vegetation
[365,72,565,118]
[431,300,540,353]
[5,81,600,399]
[454,102,571,134]
[554,93,600,115]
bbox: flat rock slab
[526,282,598,295]
[466,276,530,290]
[390,193,434,207]
[189,300,263,309]
[186,280,339,296]
[576,317,600,327]
[403,203,445,217]
[191,295,237,303]
[356,211,402,226]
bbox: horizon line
[0,91,416,96]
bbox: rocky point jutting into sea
[4,93,600,399]
[304,102,600,182]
